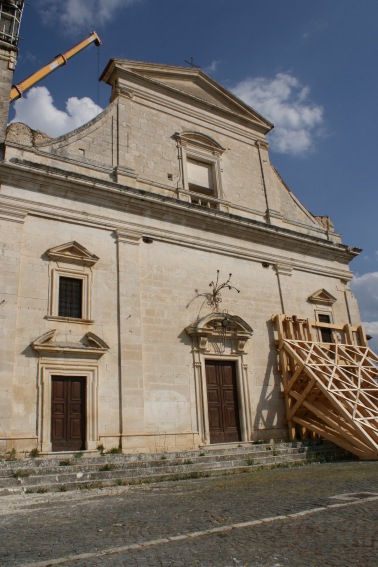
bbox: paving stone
[0,461,377,566]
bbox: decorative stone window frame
[308,289,337,343]
[175,132,225,204]
[186,313,253,445]
[31,329,109,453]
[45,242,99,324]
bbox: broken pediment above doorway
[186,313,253,354]
[46,241,99,267]
[308,289,337,305]
[31,330,109,358]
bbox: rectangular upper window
[58,277,83,319]
[187,158,214,195]
[317,313,333,343]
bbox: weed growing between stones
[29,448,40,458]
[99,464,114,472]
[6,449,17,461]
[59,460,72,466]
[107,447,123,455]
[12,470,30,478]
[97,444,105,455]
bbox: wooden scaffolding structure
[272,315,378,460]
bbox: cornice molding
[117,84,268,143]
[104,62,272,134]
[0,204,26,223]
[0,160,360,271]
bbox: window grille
[58,277,83,318]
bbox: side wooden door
[205,361,241,443]
[51,377,85,451]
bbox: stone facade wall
[0,60,362,454]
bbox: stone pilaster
[0,210,25,451]
[116,230,145,440]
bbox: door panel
[205,361,241,444]
[51,377,85,451]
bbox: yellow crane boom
[10,31,102,102]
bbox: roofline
[99,58,274,132]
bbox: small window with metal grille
[46,268,93,323]
[58,277,83,319]
[45,242,97,324]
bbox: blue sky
[8,0,378,344]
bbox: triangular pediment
[308,289,337,305]
[46,241,99,266]
[100,59,273,133]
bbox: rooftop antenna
[184,56,200,69]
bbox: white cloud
[11,86,102,138]
[351,272,378,321]
[361,321,378,354]
[204,60,221,74]
[232,73,324,155]
[350,273,378,352]
[37,0,141,33]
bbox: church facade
[0,59,363,455]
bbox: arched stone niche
[186,313,254,445]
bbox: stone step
[0,446,313,478]
[0,441,352,496]
[1,453,310,488]
[3,455,312,494]
[0,441,342,471]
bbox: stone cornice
[121,83,269,142]
[0,159,360,270]
[101,60,273,134]
[3,147,341,239]
[0,204,26,223]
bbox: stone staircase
[0,441,352,496]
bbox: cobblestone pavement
[1,461,377,567]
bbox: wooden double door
[205,361,242,444]
[51,377,86,452]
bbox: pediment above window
[46,241,99,267]
[308,289,337,305]
[31,330,109,358]
[175,132,225,156]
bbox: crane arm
[10,31,102,102]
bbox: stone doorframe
[186,313,253,445]
[31,330,109,452]
[38,362,98,453]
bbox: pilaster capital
[274,262,293,276]
[116,230,141,245]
